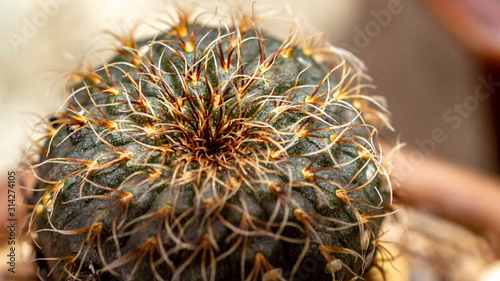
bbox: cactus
[23,8,391,281]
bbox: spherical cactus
[23,8,391,281]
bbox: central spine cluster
[24,10,391,281]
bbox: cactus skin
[26,10,390,281]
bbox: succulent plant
[23,8,391,281]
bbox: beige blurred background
[1,0,499,280]
[0,0,497,174]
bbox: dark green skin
[32,24,387,281]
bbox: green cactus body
[27,11,390,281]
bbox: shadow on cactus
[21,7,394,281]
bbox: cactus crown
[23,7,392,281]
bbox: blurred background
[1,0,499,280]
[1,0,498,174]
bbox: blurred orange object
[420,0,500,169]
[420,0,500,63]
